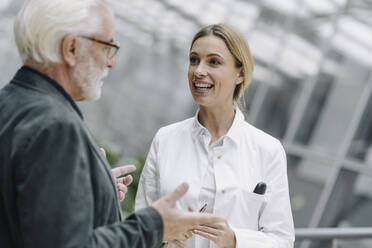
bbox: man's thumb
[100,148,106,157]
[166,182,189,206]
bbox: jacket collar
[11,66,84,120]
[191,106,245,147]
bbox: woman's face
[188,35,243,108]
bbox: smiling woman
[136,23,295,248]
[188,35,243,110]
[188,24,254,103]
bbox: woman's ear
[61,35,77,67]
[236,69,244,85]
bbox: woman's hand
[167,230,193,248]
[161,231,192,248]
[192,218,236,248]
[166,206,196,247]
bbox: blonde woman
[136,24,295,248]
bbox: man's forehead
[92,7,115,41]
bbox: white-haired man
[0,0,223,247]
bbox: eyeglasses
[80,36,120,59]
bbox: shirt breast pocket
[226,189,266,230]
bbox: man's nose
[107,56,115,68]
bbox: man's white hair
[14,0,112,65]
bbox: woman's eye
[189,57,199,64]
[210,58,220,65]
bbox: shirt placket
[196,131,222,248]
[211,140,226,248]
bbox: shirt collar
[191,106,245,146]
[225,107,245,145]
[191,108,208,138]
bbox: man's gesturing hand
[101,148,136,201]
[111,165,136,201]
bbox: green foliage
[95,141,122,165]
[105,149,122,166]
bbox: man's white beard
[73,54,108,101]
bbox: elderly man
[0,0,223,247]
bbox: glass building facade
[1,0,372,247]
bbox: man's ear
[61,35,77,67]
[236,69,244,85]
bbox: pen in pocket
[253,182,267,195]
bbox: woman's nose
[195,63,207,77]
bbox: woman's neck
[198,105,236,145]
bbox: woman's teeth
[194,83,213,89]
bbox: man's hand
[111,165,136,201]
[152,183,224,243]
[101,148,136,201]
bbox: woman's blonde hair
[190,24,254,101]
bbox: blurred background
[1,0,372,247]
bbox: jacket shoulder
[1,86,83,145]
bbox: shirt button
[217,155,222,159]
[221,190,226,194]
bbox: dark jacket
[0,66,163,248]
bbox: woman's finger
[199,221,226,230]
[193,229,217,242]
[193,225,220,235]
[177,231,192,241]
[170,240,187,248]
[184,230,192,240]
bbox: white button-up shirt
[135,108,295,248]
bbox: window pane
[287,154,326,228]
[252,76,302,139]
[348,95,372,161]
[293,60,369,158]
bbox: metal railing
[295,228,372,248]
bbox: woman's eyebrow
[207,53,223,58]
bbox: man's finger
[116,175,133,185]
[119,191,125,201]
[123,175,133,186]
[111,165,136,178]
[100,148,106,157]
[117,183,128,193]
[164,182,189,206]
